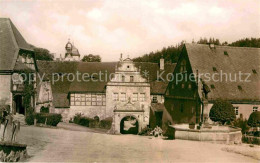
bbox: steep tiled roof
[0,18,33,71]
[185,43,260,102]
[69,62,117,92]
[36,61,79,107]
[37,61,176,107]
[135,62,176,94]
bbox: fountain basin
[0,141,27,162]
[169,124,242,144]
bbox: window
[70,93,106,106]
[75,94,81,106]
[127,65,130,69]
[140,93,145,102]
[253,107,258,112]
[120,93,126,101]
[152,96,158,103]
[113,93,119,101]
[70,94,75,105]
[234,107,239,115]
[96,94,102,106]
[122,75,125,82]
[188,84,192,89]
[81,94,85,105]
[91,94,97,106]
[210,84,215,89]
[130,76,134,82]
[180,60,186,72]
[252,69,257,74]
[132,93,138,102]
[86,94,91,105]
[181,83,185,88]
[213,67,217,72]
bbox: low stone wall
[0,141,27,162]
[169,125,242,144]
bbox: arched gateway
[120,116,139,134]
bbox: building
[165,43,260,124]
[0,18,37,115]
[64,40,81,61]
[36,53,176,133]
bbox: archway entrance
[14,95,25,115]
[120,116,139,134]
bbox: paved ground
[16,124,259,162]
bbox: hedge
[99,117,113,129]
[25,113,62,126]
[242,135,260,145]
[73,115,112,129]
[248,111,260,127]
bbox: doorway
[14,95,25,115]
[120,116,139,134]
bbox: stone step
[13,114,26,126]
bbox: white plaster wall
[69,105,106,120]
[0,75,12,107]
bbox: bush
[242,135,260,145]
[25,114,34,125]
[35,113,62,126]
[233,118,250,134]
[40,106,49,113]
[248,111,260,127]
[209,99,236,125]
[99,117,113,129]
[138,127,152,136]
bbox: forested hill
[133,37,260,63]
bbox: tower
[64,39,81,61]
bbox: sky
[0,0,259,61]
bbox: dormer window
[180,60,186,73]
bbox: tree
[209,99,236,125]
[132,42,184,63]
[229,38,260,48]
[81,54,101,62]
[248,111,260,127]
[34,47,54,61]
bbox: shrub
[40,106,49,113]
[242,135,260,145]
[248,111,260,127]
[233,118,250,134]
[209,99,236,125]
[25,114,34,125]
[138,127,152,136]
[99,117,113,129]
[35,113,62,126]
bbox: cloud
[0,0,259,61]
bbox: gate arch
[120,116,139,134]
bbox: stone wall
[0,142,27,162]
[69,105,106,120]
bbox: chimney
[160,56,164,70]
[120,53,123,62]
